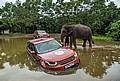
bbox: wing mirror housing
[31,51,35,54]
[61,43,64,47]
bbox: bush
[107,20,120,41]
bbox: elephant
[61,24,94,48]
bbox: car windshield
[37,31,46,34]
[35,39,62,54]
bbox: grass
[92,35,112,41]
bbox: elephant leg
[88,39,92,47]
[70,37,73,48]
[73,39,77,49]
[82,39,87,47]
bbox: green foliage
[93,35,112,41]
[0,0,120,39]
[107,20,120,41]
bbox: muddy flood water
[0,38,120,81]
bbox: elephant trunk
[61,35,64,43]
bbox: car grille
[58,55,75,65]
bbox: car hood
[38,48,75,62]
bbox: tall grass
[93,35,112,41]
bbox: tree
[107,20,120,41]
[0,0,120,35]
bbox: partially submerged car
[33,30,50,38]
[27,38,80,70]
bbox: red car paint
[27,38,80,70]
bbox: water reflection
[38,65,80,75]
[0,38,38,71]
[77,46,120,79]
[0,38,120,79]
[0,38,79,75]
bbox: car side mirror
[61,43,64,47]
[31,51,35,54]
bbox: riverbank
[0,33,112,41]
[0,33,33,39]
[0,33,61,39]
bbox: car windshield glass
[35,39,62,54]
[38,31,46,34]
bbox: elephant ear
[63,24,73,35]
[68,30,73,36]
[68,27,73,36]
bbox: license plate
[65,63,75,69]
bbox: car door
[27,42,41,61]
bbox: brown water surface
[0,38,120,81]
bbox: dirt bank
[0,34,61,39]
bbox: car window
[38,31,46,34]
[28,43,35,51]
[35,39,62,54]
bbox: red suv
[27,38,80,70]
[33,30,50,38]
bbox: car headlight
[74,52,78,57]
[45,61,57,66]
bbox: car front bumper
[41,57,80,70]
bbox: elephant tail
[92,40,95,44]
